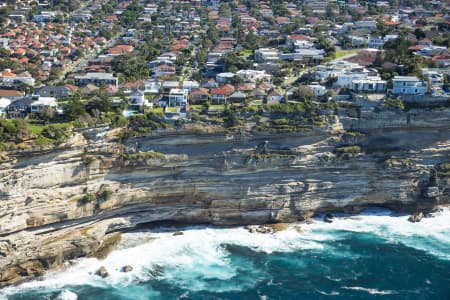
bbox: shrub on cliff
[78,193,97,205]
[124,151,166,160]
[335,145,362,156]
[436,163,450,176]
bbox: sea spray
[2,208,450,299]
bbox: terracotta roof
[0,89,23,97]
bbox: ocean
[2,208,450,300]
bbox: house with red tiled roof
[211,84,235,104]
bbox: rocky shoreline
[0,107,449,287]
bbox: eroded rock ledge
[0,107,449,287]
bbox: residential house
[30,96,57,113]
[236,70,272,83]
[211,84,235,104]
[391,76,427,95]
[128,90,151,111]
[182,80,200,91]
[74,73,118,87]
[0,98,11,116]
[216,72,235,84]
[255,48,280,63]
[308,84,327,97]
[265,89,284,104]
[190,88,210,104]
[0,89,24,101]
[168,89,189,107]
[162,81,179,93]
[7,97,34,118]
[351,77,387,93]
[144,80,161,94]
[36,86,73,99]
[229,91,247,103]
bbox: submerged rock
[95,266,109,278]
[324,213,334,223]
[408,212,423,223]
[173,231,184,236]
[121,265,133,273]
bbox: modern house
[351,77,387,93]
[391,76,428,95]
[30,96,57,113]
[182,80,200,91]
[7,97,34,118]
[0,98,11,117]
[162,81,179,93]
[255,48,280,63]
[36,86,73,99]
[216,72,235,84]
[74,73,118,87]
[236,70,272,83]
[168,89,189,107]
[128,90,151,111]
[308,84,327,97]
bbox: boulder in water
[95,266,109,278]
[121,265,133,273]
[324,213,334,223]
[408,212,423,223]
[173,231,184,236]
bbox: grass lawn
[208,104,225,111]
[239,49,253,57]
[165,107,180,113]
[250,100,263,106]
[334,49,358,59]
[27,122,72,135]
[146,107,164,114]
[190,104,204,110]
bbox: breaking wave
[2,207,450,299]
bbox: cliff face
[0,107,449,287]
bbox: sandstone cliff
[0,107,449,287]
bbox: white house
[168,89,189,107]
[351,77,387,93]
[30,96,57,113]
[308,84,327,97]
[236,70,272,83]
[0,97,11,116]
[182,80,200,91]
[216,72,235,83]
[144,80,161,94]
[128,90,151,111]
[255,48,280,63]
[391,76,427,95]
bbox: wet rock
[255,141,269,154]
[256,225,273,234]
[121,265,133,273]
[324,213,334,223]
[149,264,164,278]
[245,225,257,233]
[408,212,423,223]
[424,186,439,198]
[266,223,289,232]
[173,231,184,236]
[95,266,109,278]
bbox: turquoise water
[2,209,450,300]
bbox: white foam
[341,286,397,295]
[57,290,78,300]
[305,207,450,260]
[2,207,450,296]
